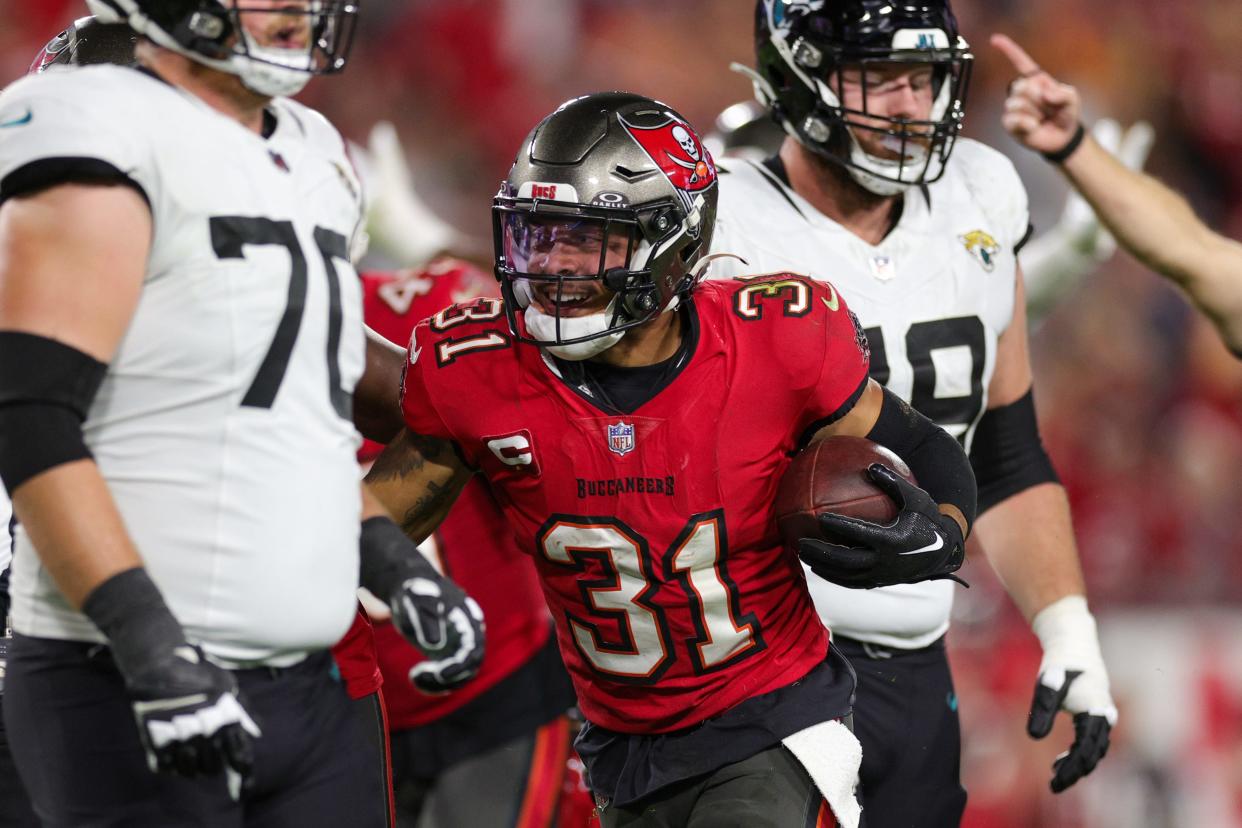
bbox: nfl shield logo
[607,422,636,456]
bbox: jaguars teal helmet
[751,0,973,195]
[85,0,358,97]
[493,93,719,361]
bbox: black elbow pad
[0,331,107,492]
[969,389,1060,514]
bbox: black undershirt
[577,647,857,808]
[552,306,698,415]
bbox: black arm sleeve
[865,387,978,529]
[358,516,444,599]
[968,389,1060,514]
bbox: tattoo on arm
[402,479,454,535]
[365,429,451,483]
[364,428,472,543]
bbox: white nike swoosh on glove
[898,533,944,556]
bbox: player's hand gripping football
[1028,596,1118,792]
[389,571,486,695]
[798,464,967,589]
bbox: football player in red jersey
[352,262,585,827]
[365,93,979,827]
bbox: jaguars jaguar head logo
[959,230,1001,273]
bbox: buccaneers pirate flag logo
[619,114,718,197]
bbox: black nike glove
[360,517,485,694]
[82,569,260,797]
[798,464,968,589]
[391,572,486,694]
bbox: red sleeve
[398,318,457,443]
[796,279,871,441]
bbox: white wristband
[1032,595,1117,724]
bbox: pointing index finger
[991,33,1042,78]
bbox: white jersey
[0,66,367,666]
[711,139,1028,648]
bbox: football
[773,436,918,549]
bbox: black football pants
[597,744,837,828]
[0,634,39,828]
[5,635,390,828]
[835,635,967,828]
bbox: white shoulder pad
[0,66,155,203]
[271,97,364,238]
[710,159,808,280]
[945,138,1030,251]
[274,97,351,162]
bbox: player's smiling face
[524,219,634,317]
[835,62,936,161]
[236,0,314,51]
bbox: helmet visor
[492,202,669,347]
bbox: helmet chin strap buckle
[792,38,824,69]
[188,11,226,39]
[604,268,657,317]
[803,116,832,144]
[602,267,629,294]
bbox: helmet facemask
[87,0,358,97]
[492,92,719,361]
[754,1,973,195]
[493,196,693,362]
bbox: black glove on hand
[798,464,967,589]
[1027,597,1117,792]
[360,517,485,694]
[82,569,260,796]
[391,573,486,694]
[1029,673,1113,793]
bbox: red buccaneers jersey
[333,606,383,700]
[400,276,870,733]
[349,263,553,728]
[358,261,497,463]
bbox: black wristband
[81,567,186,679]
[1042,123,1086,164]
[359,516,439,600]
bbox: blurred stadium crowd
[5,0,1242,825]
